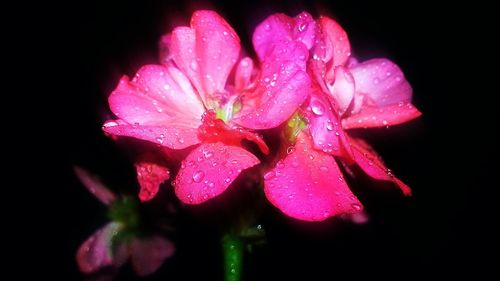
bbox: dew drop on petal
[192,170,205,183]
[351,203,362,211]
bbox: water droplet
[264,24,271,31]
[208,182,215,188]
[308,154,315,160]
[187,160,196,167]
[286,146,295,154]
[224,177,231,184]
[382,120,388,125]
[203,150,214,159]
[320,166,328,172]
[335,131,340,136]
[311,100,325,116]
[277,161,285,169]
[177,137,185,144]
[231,159,238,164]
[264,171,275,180]
[338,176,344,182]
[373,78,380,84]
[223,31,228,36]
[190,61,198,71]
[326,122,334,131]
[163,84,170,90]
[298,23,306,32]
[351,203,362,211]
[192,171,205,183]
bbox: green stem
[222,234,244,281]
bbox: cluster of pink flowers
[77,9,420,276]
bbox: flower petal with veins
[103,120,200,150]
[174,142,259,204]
[342,102,422,129]
[108,65,204,129]
[169,10,240,103]
[234,42,310,129]
[253,12,316,60]
[264,132,362,221]
[349,58,412,107]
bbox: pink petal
[191,10,240,97]
[74,166,116,205]
[329,66,355,115]
[264,133,362,221]
[234,42,310,129]
[174,142,259,204]
[234,57,254,90]
[129,235,175,276]
[342,102,422,129]
[304,91,348,157]
[349,138,412,195]
[76,222,124,274]
[135,160,170,202]
[103,120,200,150]
[169,11,240,102]
[349,58,412,107]
[253,12,316,60]
[108,65,203,128]
[316,16,351,67]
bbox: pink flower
[258,13,420,221]
[103,10,310,204]
[74,167,174,276]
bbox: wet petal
[315,16,351,67]
[174,142,259,204]
[329,66,355,115]
[76,222,124,274]
[253,12,316,60]
[304,91,348,157]
[129,236,175,276]
[74,166,116,205]
[192,10,240,97]
[169,11,240,102]
[342,102,422,129]
[349,138,411,195]
[349,58,412,106]
[234,42,310,129]
[234,57,254,90]
[103,120,200,150]
[264,133,362,221]
[108,65,203,129]
[135,160,170,202]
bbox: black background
[23,0,496,280]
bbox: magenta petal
[135,161,170,202]
[191,10,240,97]
[349,58,412,106]
[264,133,362,221]
[108,65,203,128]
[342,102,422,129]
[174,142,259,204]
[316,16,351,67]
[103,120,200,150]
[253,12,316,60]
[76,222,123,274]
[305,91,346,157]
[329,66,355,115]
[129,236,175,277]
[350,138,412,195]
[234,42,310,129]
[74,166,116,205]
[235,57,254,90]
